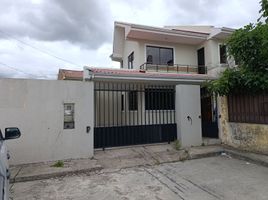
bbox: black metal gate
[94,82,177,149]
[201,88,219,138]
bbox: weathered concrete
[10,144,224,183]
[10,158,102,183]
[219,96,268,154]
[10,156,268,200]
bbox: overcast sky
[0,0,261,79]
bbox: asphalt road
[10,156,268,200]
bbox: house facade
[111,22,234,76]
[0,22,235,165]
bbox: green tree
[208,0,268,96]
[259,0,268,23]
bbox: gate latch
[187,116,192,125]
[86,126,91,133]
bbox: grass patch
[51,160,64,168]
[173,139,181,151]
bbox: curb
[224,149,268,168]
[10,166,103,183]
[189,150,224,160]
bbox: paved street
[10,156,268,200]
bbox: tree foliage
[259,0,268,23]
[208,0,268,96]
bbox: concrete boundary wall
[0,79,94,165]
[219,96,268,154]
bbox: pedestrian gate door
[94,82,177,149]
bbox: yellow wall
[219,96,268,154]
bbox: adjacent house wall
[0,79,94,165]
[219,96,268,154]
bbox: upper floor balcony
[140,63,207,74]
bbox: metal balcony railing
[140,63,207,74]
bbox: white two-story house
[83,21,234,149]
[111,21,234,76]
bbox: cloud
[0,0,112,49]
[165,0,260,28]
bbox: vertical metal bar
[173,86,176,124]
[124,83,127,145]
[112,83,115,147]
[136,84,139,126]
[152,85,155,125]
[98,82,101,128]
[165,85,168,125]
[150,86,154,124]
[144,85,147,126]
[155,85,158,125]
[159,86,161,125]
[112,83,114,127]
[108,83,110,127]
[119,83,124,126]
[94,85,96,128]
[103,82,106,150]
[168,85,173,143]
[162,87,165,126]
[132,83,134,126]
[116,83,118,126]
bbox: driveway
[10,156,268,200]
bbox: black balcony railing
[140,63,207,74]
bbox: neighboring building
[110,21,235,76]
[58,69,83,81]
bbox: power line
[0,29,81,67]
[0,61,53,79]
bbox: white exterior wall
[0,79,94,165]
[175,85,202,147]
[122,39,197,69]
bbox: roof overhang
[208,27,235,40]
[128,28,208,45]
[116,22,209,45]
[110,53,122,62]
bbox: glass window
[220,44,227,64]
[128,52,134,69]
[146,46,174,65]
[128,91,138,111]
[145,88,175,110]
[64,103,75,129]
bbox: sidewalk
[10,144,268,183]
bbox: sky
[0,0,261,79]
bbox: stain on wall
[219,96,268,154]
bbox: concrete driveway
[10,156,268,200]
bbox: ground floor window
[129,91,138,111]
[145,88,175,110]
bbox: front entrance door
[197,48,206,74]
[201,88,218,138]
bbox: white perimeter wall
[176,84,202,147]
[0,79,94,165]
